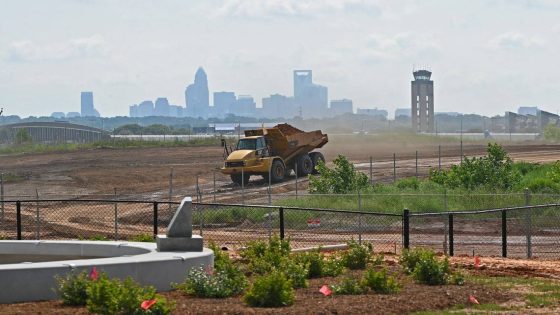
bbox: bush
[341,240,372,270]
[241,236,291,275]
[244,271,295,307]
[429,143,521,190]
[294,250,324,278]
[56,270,90,306]
[308,155,370,194]
[177,267,247,298]
[396,177,420,190]
[282,259,308,289]
[330,273,366,295]
[129,234,155,242]
[361,267,400,294]
[401,248,451,285]
[323,254,346,277]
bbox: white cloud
[6,34,108,62]
[362,33,441,62]
[217,0,383,18]
[489,32,544,50]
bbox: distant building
[154,97,171,116]
[395,108,411,118]
[293,70,328,118]
[185,67,210,118]
[169,105,185,117]
[436,112,460,117]
[411,69,434,133]
[357,108,388,118]
[66,112,81,118]
[518,106,539,116]
[129,104,138,117]
[51,112,66,119]
[137,100,154,117]
[262,94,297,119]
[537,109,560,129]
[80,92,100,117]
[330,99,353,116]
[232,95,256,117]
[213,91,237,117]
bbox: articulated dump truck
[221,124,328,185]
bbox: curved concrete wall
[0,240,213,303]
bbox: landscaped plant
[400,248,453,285]
[323,254,346,277]
[293,250,345,278]
[129,234,155,242]
[330,273,366,295]
[281,259,308,288]
[56,270,91,306]
[341,240,372,270]
[244,271,295,307]
[308,155,370,194]
[240,235,291,275]
[361,267,400,294]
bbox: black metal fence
[1,199,559,258]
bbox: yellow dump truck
[221,124,328,185]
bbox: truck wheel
[296,154,313,176]
[231,174,250,186]
[309,152,325,174]
[270,160,285,183]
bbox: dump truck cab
[221,124,328,186]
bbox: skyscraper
[154,97,170,116]
[411,70,434,133]
[80,91,100,117]
[213,91,236,117]
[293,70,328,118]
[185,67,210,118]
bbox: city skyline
[1,1,560,118]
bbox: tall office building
[154,97,171,116]
[330,99,353,116]
[213,91,236,117]
[262,94,297,119]
[293,70,328,118]
[80,91,100,117]
[185,67,210,118]
[411,70,434,133]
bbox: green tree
[14,129,32,144]
[309,155,369,194]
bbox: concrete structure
[411,69,434,133]
[80,92,100,117]
[293,70,328,118]
[537,109,560,129]
[330,99,353,116]
[185,67,210,118]
[357,107,388,118]
[156,197,203,252]
[0,122,109,144]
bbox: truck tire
[270,159,285,183]
[309,152,325,174]
[231,174,250,186]
[296,154,313,176]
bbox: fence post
[268,165,272,206]
[369,156,373,185]
[16,201,22,240]
[501,210,507,258]
[358,191,362,245]
[1,173,4,225]
[525,188,532,258]
[35,189,40,240]
[438,145,441,170]
[169,168,174,210]
[403,209,410,250]
[114,188,118,241]
[448,213,454,256]
[415,150,418,178]
[153,201,158,237]
[279,207,285,240]
[393,153,396,183]
[213,171,216,203]
[295,163,298,199]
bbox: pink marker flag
[319,284,332,296]
[474,256,481,269]
[141,299,157,310]
[89,266,99,281]
[468,295,479,305]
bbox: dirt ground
[4,255,560,314]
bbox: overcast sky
[1,0,560,118]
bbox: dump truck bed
[244,123,328,163]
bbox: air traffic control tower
[411,70,434,133]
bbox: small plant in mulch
[129,233,155,242]
[244,271,295,307]
[55,268,174,314]
[293,249,345,279]
[175,242,248,298]
[361,267,400,294]
[399,248,462,286]
[329,273,366,295]
[340,239,373,270]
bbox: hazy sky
[1,0,560,118]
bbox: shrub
[396,177,420,190]
[282,259,308,288]
[399,248,426,274]
[177,267,247,298]
[129,234,155,242]
[308,155,370,194]
[524,177,560,194]
[323,254,345,277]
[244,271,295,307]
[241,236,291,275]
[294,250,323,278]
[361,267,400,294]
[55,270,90,306]
[330,273,366,295]
[341,240,372,270]
[401,249,451,286]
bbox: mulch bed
[2,268,511,315]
